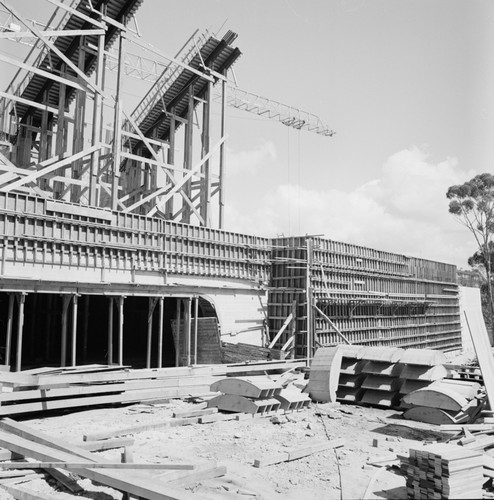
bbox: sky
[1,0,494,268]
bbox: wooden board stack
[0,360,306,418]
[401,444,484,499]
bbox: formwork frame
[0,0,235,227]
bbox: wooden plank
[172,408,217,419]
[76,437,135,452]
[44,468,83,494]
[0,481,55,500]
[159,463,227,483]
[253,438,344,467]
[84,417,200,441]
[0,462,195,470]
[0,429,195,500]
[198,413,241,424]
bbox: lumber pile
[400,444,484,499]
[0,359,306,418]
[0,418,215,500]
[221,342,286,363]
[308,345,449,409]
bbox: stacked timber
[220,343,285,363]
[208,375,310,415]
[308,345,449,409]
[0,360,306,417]
[401,379,482,425]
[400,444,484,499]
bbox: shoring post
[175,299,181,367]
[117,296,124,366]
[111,31,124,210]
[60,295,71,368]
[193,295,199,364]
[306,237,313,364]
[107,296,114,365]
[146,297,158,368]
[185,297,192,366]
[70,294,79,367]
[89,22,105,206]
[157,296,164,368]
[218,74,226,228]
[5,293,14,367]
[15,293,26,372]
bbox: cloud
[225,146,478,267]
[226,141,277,175]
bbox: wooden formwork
[269,236,461,358]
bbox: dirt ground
[0,397,459,500]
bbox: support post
[182,85,194,224]
[107,297,114,365]
[60,295,71,368]
[146,297,158,368]
[82,295,89,364]
[89,26,105,205]
[118,296,124,366]
[193,296,199,364]
[111,32,124,210]
[306,238,313,363]
[175,299,181,367]
[185,298,192,366]
[70,294,79,367]
[165,108,176,219]
[200,79,212,225]
[5,293,14,367]
[15,293,26,372]
[157,296,164,369]
[219,74,226,229]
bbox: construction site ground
[0,398,456,500]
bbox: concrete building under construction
[0,0,461,372]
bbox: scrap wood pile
[0,417,227,500]
[0,359,306,418]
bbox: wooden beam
[0,53,91,94]
[268,313,293,349]
[0,29,105,38]
[0,462,195,470]
[0,145,99,192]
[14,293,25,372]
[0,90,59,115]
[158,296,164,369]
[146,297,158,368]
[0,426,194,500]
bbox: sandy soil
[0,398,459,500]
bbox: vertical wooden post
[118,296,124,366]
[200,79,212,225]
[182,86,194,224]
[60,295,71,368]
[70,295,78,367]
[175,299,181,367]
[107,297,114,365]
[219,75,226,229]
[193,296,199,364]
[146,297,157,368]
[89,28,105,206]
[165,109,176,219]
[111,32,124,210]
[306,238,313,363]
[82,295,89,364]
[185,298,192,366]
[15,293,26,372]
[157,296,164,369]
[5,293,14,367]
